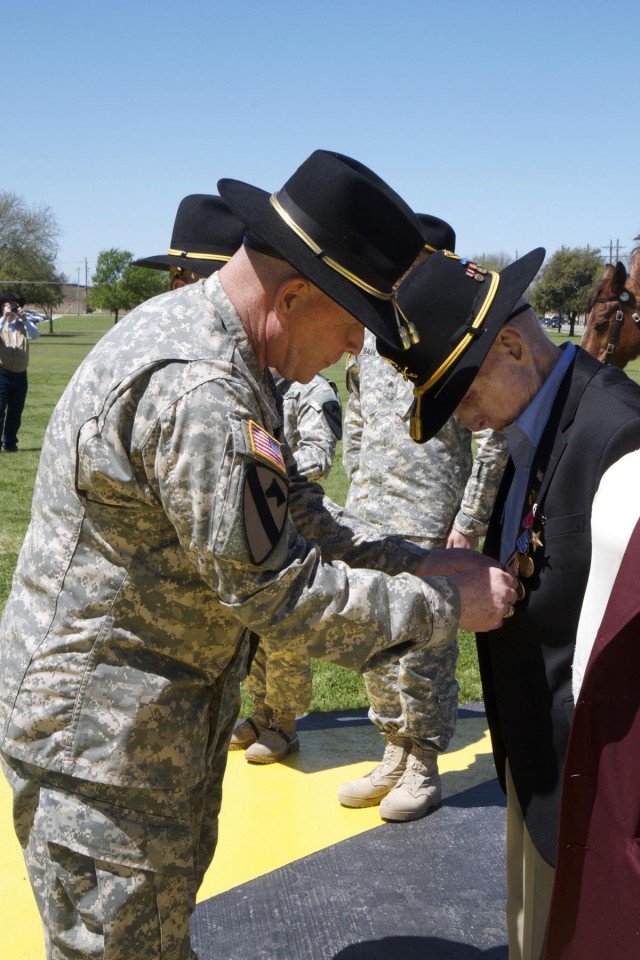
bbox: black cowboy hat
[217,150,425,349]
[133,195,245,277]
[377,247,546,443]
[417,214,456,254]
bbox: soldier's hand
[453,563,518,632]
[446,529,479,550]
[416,547,495,578]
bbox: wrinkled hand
[416,547,495,578]
[453,563,518,632]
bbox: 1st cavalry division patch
[243,421,289,564]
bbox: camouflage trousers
[244,638,312,714]
[362,534,459,752]
[0,657,245,960]
[363,634,459,752]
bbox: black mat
[191,707,507,960]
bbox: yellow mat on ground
[0,715,493,960]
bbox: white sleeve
[573,448,640,698]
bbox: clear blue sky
[5,0,640,283]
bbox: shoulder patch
[248,419,286,473]
[322,399,343,439]
[243,463,289,564]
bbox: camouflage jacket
[344,331,508,543]
[0,276,457,790]
[272,372,342,481]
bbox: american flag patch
[248,420,286,473]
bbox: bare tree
[0,191,65,323]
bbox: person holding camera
[0,293,40,452]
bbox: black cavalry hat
[0,291,19,306]
[417,213,456,254]
[377,247,545,443]
[133,195,245,276]
[218,150,425,349]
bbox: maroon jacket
[545,517,640,959]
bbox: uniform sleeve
[453,428,509,538]
[287,376,342,482]
[146,366,455,672]
[342,356,362,484]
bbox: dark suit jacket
[544,518,640,959]
[478,346,640,865]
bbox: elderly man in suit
[377,247,640,960]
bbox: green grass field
[2,318,637,714]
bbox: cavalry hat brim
[132,252,231,276]
[218,178,414,349]
[132,194,244,278]
[378,247,546,442]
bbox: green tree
[0,191,65,327]
[530,246,603,336]
[88,249,169,324]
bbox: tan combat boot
[379,743,442,822]
[244,710,299,764]
[229,700,273,751]
[337,734,411,808]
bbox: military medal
[516,528,531,555]
[504,500,544,608]
[518,553,535,577]
[520,501,544,554]
[462,259,487,282]
[530,530,543,551]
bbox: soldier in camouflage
[231,371,343,763]
[0,151,516,959]
[339,328,508,821]
[338,213,507,823]
[135,192,345,764]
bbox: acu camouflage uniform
[344,330,508,751]
[0,276,458,959]
[244,371,343,715]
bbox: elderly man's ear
[496,324,525,361]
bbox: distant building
[51,283,90,315]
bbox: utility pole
[76,267,80,316]
[85,258,89,313]
[604,239,628,267]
